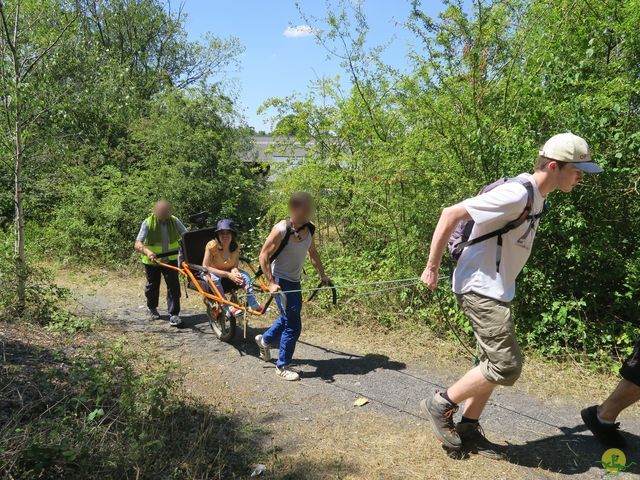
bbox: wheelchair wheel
[206,303,236,342]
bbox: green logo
[600,448,634,476]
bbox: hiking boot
[581,405,627,449]
[169,315,183,327]
[420,392,462,450]
[255,334,272,361]
[456,422,506,460]
[149,308,161,320]
[275,365,300,381]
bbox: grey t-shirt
[271,221,312,283]
[136,218,187,253]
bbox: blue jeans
[202,270,260,310]
[262,278,302,367]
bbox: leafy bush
[0,236,84,331]
[263,0,640,360]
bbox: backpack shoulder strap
[269,220,316,264]
[269,219,294,264]
[456,177,535,251]
[305,222,316,236]
[507,178,534,227]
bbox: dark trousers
[621,340,640,387]
[144,261,181,316]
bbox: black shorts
[620,340,640,387]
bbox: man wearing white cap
[418,133,602,458]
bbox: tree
[264,0,640,357]
[0,0,75,312]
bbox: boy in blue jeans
[255,192,331,381]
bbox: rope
[433,287,480,366]
[236,276,423,300]
[237,272,479,365]
[340,280,420,299]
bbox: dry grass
[300,305,635,412]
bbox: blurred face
[556,163,584,193]
[289,200,313,224]
[154,201,171,221]
[217,230,233,247]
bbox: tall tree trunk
[14,81,25,312]
[1,0,26,313]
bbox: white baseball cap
[539,133,603,173]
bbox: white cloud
[283,25,316,38]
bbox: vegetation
[0,0,637,370]
[262,0,640,359]
[0,326,263,479]
[0,0,264,268]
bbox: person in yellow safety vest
[134,200,187,327]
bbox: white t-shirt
[452,173,545,302]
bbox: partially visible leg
[239,270,261,310]
[261,283,286,347]
[144,264,162,311]
[204,273,233,314]
[599,379,640,422]
[582,341,640,449]
[204,272,225,296]
[163,261,181,316]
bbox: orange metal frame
[154,260,268,316]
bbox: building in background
[240,135,311,178]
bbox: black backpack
[447,177,547,269]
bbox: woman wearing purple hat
[202,219,261,314]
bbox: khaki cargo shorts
[456,291,522,386]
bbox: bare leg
[462,388,495,420]
[447,366,496,411]
[599,379,640,422]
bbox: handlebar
[153,248,181,259]
[189,211,210,225]
[306,281,338,305]
[185,263,208,273]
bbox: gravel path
[77,287,640,479]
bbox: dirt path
[69,272,640,479]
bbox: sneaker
[420,392,462,450]
[231,307,243,317]
[149,308,161,320]
[456,422,506,460]
[255,334,271,362]
[275,365,300,381]
[169,315,183,327]
[581,405,627,449]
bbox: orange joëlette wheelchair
[152,224,336,343]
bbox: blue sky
[182,1,445,132]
